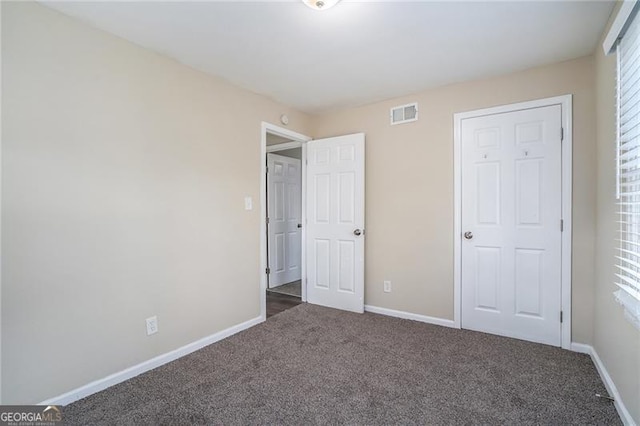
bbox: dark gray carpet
[64,304,620,425]
[267,280,302,298]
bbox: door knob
[353,229,363,236]
[297,224,302,228]
[464,231,473,240]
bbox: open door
[306,133,365,313]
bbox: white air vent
[390,102,418,125]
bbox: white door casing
[267,153,302,288]
[306,133,365,313]
[460,104,563,346]
[260,123,311,321]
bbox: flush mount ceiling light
[302,0,341,11]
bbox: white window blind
[616,10,640,330]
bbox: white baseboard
[39,316,263,406]
[364,305,457,329]
[570,342,636,425]
[569,342,592,354]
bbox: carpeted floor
[63,304,620,425]
[267,280,301,297]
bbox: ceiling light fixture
[302,0,341,11]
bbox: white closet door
[461,105,562,346]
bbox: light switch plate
[244,196,253,210]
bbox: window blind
[616,10,640,329]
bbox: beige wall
[594,9,640,422]
[313,56,597,344]
[1,2,311,404]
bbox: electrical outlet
[383,280,391,293]
[146,316,158,336]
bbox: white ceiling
[43,1,615,114]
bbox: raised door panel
[337,240,355,293]
[476,162,501,226]
[314,174,331,224]
[515,249,544,318]
[287,231,300,270]
[314,147,330,165]
[274,181,285,222]
[515,159,543,227]
[314,239,330,289]
[475,127,501,150]
[338,145,355,162]
[274,233,285,273]
[338,172,355,224]
[475,247,501,312]
[515,121,544,145]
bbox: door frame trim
[266,141,303,152]
[260,122,312,321]
[453,95,573,349]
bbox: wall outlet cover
[146,316,158,336]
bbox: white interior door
[306,133,365,313]
[461,105,562,346]
[267,153,302,288]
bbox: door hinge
[266,267,271,274]
[266,217,270,224]
[266,166,269,174]
[561,127,564,142]
[560,311,563,323]
[560,219,564,232]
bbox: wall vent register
[390,102,418,125]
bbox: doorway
[260,123,311,320]
[453,95,573,349]
[260,123,367,320]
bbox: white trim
[301,142,308,302]
[560,95,573,350]
[39,316,263,406]
[364,305,456,329]
[603,0,638,55]
[569,342,592,354]
[263,123,310,143]
[570,343,636,426]
[260,122,312,319]
[266,141,303,152]
[453,95,573,349]
[453,111,462,329]
[261,125,267,321]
